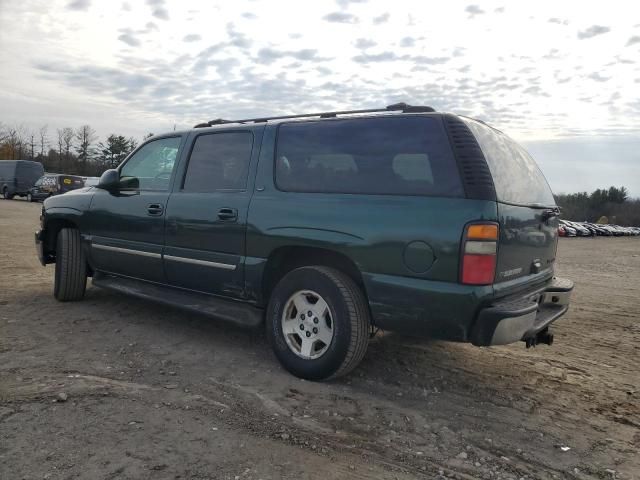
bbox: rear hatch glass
[58,175,85,193]
[462,118,558,287]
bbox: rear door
[163,127,263,298]
[462,119,558,293]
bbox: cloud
[336,0,367,7]
[494,7,505,13]
[400,37,415,48]
[183,34,201,43]
[256,48,329,65]
[34,61,156,98]
[323,12,358,23]
[523,85,549,97]
[626,36,640,47]
[352,51,450,65]
[241,12,257,20]
[587,72,611,82]
[152,7,169,20]
[548,17,568,25]
[465,5,485,18]
[66,0,91,11]
[355,38,376,49]
[118,32,141,47]
[226,23,252,48]
[146,0,169,20]
[372,13,389,24]
[577,25,610,40]
[352,51,397,63]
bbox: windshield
[463,118,556,207]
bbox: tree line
[555,186,640,226]
[0,122,152,177]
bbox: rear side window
[275,117,463,197]
[183,132,253,192]
[462,119,556,206]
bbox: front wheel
[54,228,87,301]
[266,266,370,380]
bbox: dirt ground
[1,199,638,480]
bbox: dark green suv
[35,103,573,380]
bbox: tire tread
[54,228,87,301]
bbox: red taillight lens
[461,223,498,285]
[461,254,496,285]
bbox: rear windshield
[462,118,555,206]
[58,175,85,188]
[275,116,463,197]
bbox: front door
[163,128,261,298]
[88,136,182,283]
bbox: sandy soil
[1,199,638,480]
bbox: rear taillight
[461,223,498,285]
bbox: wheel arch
[43,216,80,260]
[260,246,368,307]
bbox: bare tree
[29,132,36,160]
[62,127,74,169]
[2,124,26,160]
[75,125,97,174]
[0,122,8,144]
[39,125,48,157]
[56,128,65,172]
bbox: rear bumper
[470,277,574,346]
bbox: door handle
[147,203,164,216]
[217,207,238,221]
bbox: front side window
[120,136,181,191]
[275,116,463,196]
[183,132,253,192]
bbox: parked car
[28,174,86,202]
[35,103,574,380]
[0,160,45,199]
[82,176,100,187]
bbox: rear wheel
[54,228,87,301]
[266,266,370,380]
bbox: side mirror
[96,169,120,190]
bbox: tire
[266,266,370,380]
[54,228,87,302]
[3,188,13,200]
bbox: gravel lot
[1,199,638,480]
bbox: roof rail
[193,102,435,128]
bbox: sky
[1,0,639,195]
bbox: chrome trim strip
[92,243,162,259]
[164,254,236,271]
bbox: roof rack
[193,102,435,128]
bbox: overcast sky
[1,0,639,195]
